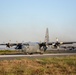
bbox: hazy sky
[0,0,76,43]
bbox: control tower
[45,28,49,43]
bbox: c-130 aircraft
[0,28,76,54]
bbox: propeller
[51,38,60,48]
[38,42,47,52]
[51,38,64,49]
[15,41,22,49]
[6,43,10,48]
[15,41,29,49]
[6,40,11,48]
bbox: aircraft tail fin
[45,28,49,43]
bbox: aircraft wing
[0,44,6,45]
[43,42,76,45]
[0,43,17,45]
[60,42,76,44]
[0,43,29,48]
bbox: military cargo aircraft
[0,28,76,54]
[0,39,76,54]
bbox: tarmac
[0,53,76,60]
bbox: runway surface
[0,53,76,60]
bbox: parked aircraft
[0,28,76,54]
[0,38,76,54]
